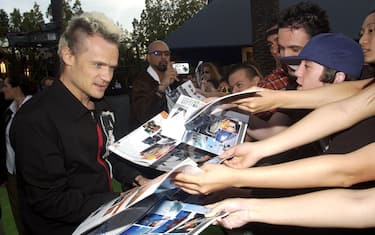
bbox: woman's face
[359,12,375,64]
[202,66,212,81]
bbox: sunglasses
[148,50,171,56]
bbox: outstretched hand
[206,198,252,229]
[172,164,238,194]
[232,87,280,113]
[219,142,263,168]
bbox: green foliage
[46,0,83,27]
[132,0,207,54]
[0,9,9,37]
[9,9,22,32]
[22,3,45,32]
[6,2,44,32]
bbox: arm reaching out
[233,79,372,113]
[207,187,375,229]
[174,143,375,194]
[223,81,375,165]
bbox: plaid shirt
[258,67,289,90]
[255,67,289,120]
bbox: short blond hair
[57,12,121,57]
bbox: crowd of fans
[0,1,374,235]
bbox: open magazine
[73,158,205,235]
[109,94,250,171]
[184,89,260,130]
[74,158,227,235]
[166,80,205,111]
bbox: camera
[172,63,189,74]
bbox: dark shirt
[326,116,375,154]
[129,71,168,131]
[10,80,137,234]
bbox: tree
[22,2,45,32]
[9,9,22,32]
[132,0,206,54]
[0,9,9,38]
[47,0,83,27]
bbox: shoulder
[132,72,158,92]
[14,92,51,129]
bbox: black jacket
[128,70,168,131]
[10,80,138,235]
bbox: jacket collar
[49,79,110,120]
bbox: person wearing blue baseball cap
[246,33,364,142]
[282,33,364,90]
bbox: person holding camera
[129,40,178,131]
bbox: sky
[0,0,145,31]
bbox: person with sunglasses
[129,40,178,132]
[128,40,179,187]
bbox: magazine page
[109,111,180,166]
[116,200,228,235]
[73,158,202,235]
[162,95,206,141]
[176,80,205,101]
[166,80,205,111]
[85,191,170,235]
[182,110,249,155]
[150,143,215,172]
[185,89,260,131]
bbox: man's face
[147,42,170,72]
[266,33,280,61]
[295,60,325,90]
[359,12,375,64]
[2,78,17,100]
[278,27,311,57]
[64,34,118,100]
[228,69,259,93]
[278,27,311,76]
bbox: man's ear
[333,72,346,83]
[253,75,261,84]
[60,47,74,66]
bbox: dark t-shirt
[325,116,375,154]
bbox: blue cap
[282,33,364,78]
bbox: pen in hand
[219,154,234,164]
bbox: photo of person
[153,144,214,172]
[220,119,239,133]
[141,142,176,161]
[142,134,162,145]
[142,120,161,135]
[151,210,191,233]
[168,213,206,233]
[137,213,165,227]
[140,135,177,160]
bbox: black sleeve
[109,153,163,191]
[131,75,167,125]
[11,113,120,224]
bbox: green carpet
[0,186,17,235]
